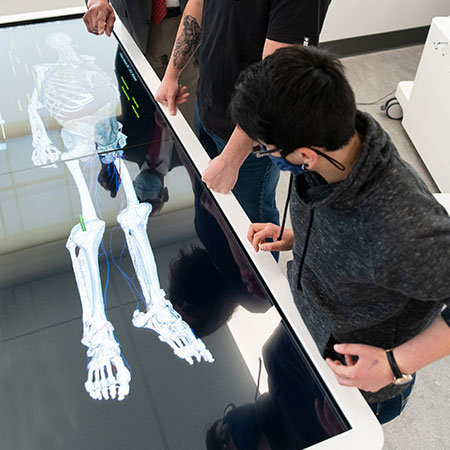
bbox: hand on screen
[247,223,294,252]
[83,0,116,37]
[326,343,394,393]
[155,78,190,115]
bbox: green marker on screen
[79,214,86,231]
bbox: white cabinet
[396,17,450,192]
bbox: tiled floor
[276,44,450,450]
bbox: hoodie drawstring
[277,173,294,242]
[297,208,315,290]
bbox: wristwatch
[386,348,413,385]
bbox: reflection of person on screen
[97,50,181,216]
[206,324,342,449]
[168,150,271,337]
[97,115,178,216]
[98,139,172,216]
[82,0,197,128]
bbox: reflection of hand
[326,343,393,392]
[247,223,294,252]
[314,398,344,437]
[97,163,120,198]
[199,192,265,300]
[83,0,115,37]
[155,76,189,116]
[239,266,264,298]
[201,153,239,193]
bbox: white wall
[321,0,450,42]
[0,0,83,16]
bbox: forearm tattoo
[173,15,201,69]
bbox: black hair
[205,419,223,450]
[230,45,356,153]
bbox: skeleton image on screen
[27,32,213,401]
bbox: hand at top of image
[83,0,116,37]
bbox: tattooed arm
[155,0,203,115]
[201,39,297,193]
[172,15,202,70]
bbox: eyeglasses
[250,138,345,244]
[250,140,345,171]
[217,403,235,449]
[250,141,282,158]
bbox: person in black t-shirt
[155,0,331,226]
[82,0,198,128]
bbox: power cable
[356,89,396,106]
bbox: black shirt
[197,0,331,140]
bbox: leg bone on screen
[115,159,214,365]
[65,158,131,401]
[27,30,213,402]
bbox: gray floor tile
[342,45,438,192]
[382,359,450,449]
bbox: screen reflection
[168,147,348,448]
[168,158,272,338]
[206,324,346,450]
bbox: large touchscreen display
[0,15,349,450]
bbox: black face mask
[224,403,260,450]
[274,148,346,242]
[268,155,309,175]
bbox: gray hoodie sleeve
[368,187,450,327]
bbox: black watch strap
[386,348,403,379]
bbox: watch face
[393,374,414,385]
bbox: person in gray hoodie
[230,45,450,424]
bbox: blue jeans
[368,374,416,424]
[195,102,280,226]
